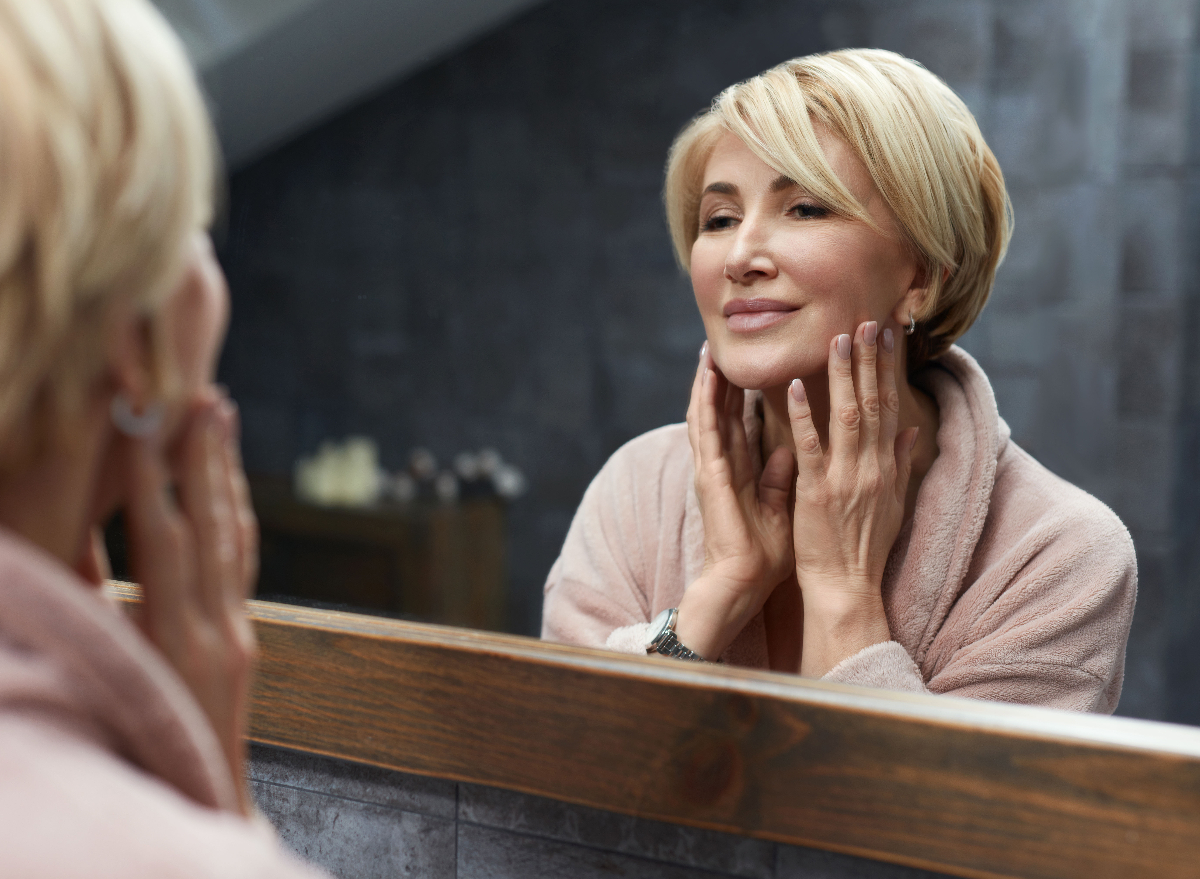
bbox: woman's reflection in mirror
[542,50,1136,713]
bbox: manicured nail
[790,378,806,403]
[836,334,852,360]
[217,398,236,443]
[699,340,708,361]
[882,328,894,354]
[863,321,877,347]
[226,400,241,444]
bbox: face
[157,231,230,438]
[690,131,923,390]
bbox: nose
[723,218,777,285]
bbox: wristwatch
[646,607,707,662]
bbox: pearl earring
[110,393,164,438]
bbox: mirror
[143,0,1200,726]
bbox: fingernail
[226,400,241,444]
[790,378,806,403]
[699,340,708,361]
[216,398,236,443]
[864,321,877,347]
[836,334,852,360]
[882,328,894,354]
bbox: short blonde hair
[0,0,215,461]
[664,49,1012,369]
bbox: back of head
[665,48,1013,370]
[0,0,215,465]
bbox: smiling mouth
[723,298,798,332]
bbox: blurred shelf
[249,474,507,632]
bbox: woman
[0,0,324,873]
[542,49,1136,712]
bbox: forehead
[701,129,876,204]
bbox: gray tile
[458,783,774,879]
[249,744,457,819]
[1115,422,1175,532]
[1116,302,1183,418]
[777,844,958,879]
[1127,0,1195,49]
[456,822,742,879]
[1123,49,1189,166]
[992,183,1121,313]
[866,0,991,106]
[1119,178,1182,296]
[253,780,456,879]
[987,4,1091,187]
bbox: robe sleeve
[825,506,1137,714]
[541,430,674,650]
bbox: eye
[788,201,829,219]
[700,213,738,232]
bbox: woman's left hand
[787,321,918,676]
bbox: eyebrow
[701,175,799,197]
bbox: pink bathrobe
[542,347,1137,713]
[0,528,326,878]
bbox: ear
[890,261,944,328]
[105,301,157,409]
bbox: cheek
[788,232,906,316]
[689,239,726,314]
[171,270,229,394]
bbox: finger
[878,327,900,456]
[77,526,112,586]
[853,321,880,455]
[686,341,708,469]
[697,356,726,474]
[126,434,194,644]
[175,400,238,619]
[758,446,795,515]
[721,377,752,486]
[894,426,920,503]
[786,378,825,481]
[220,399,260,600]
[827,332,860,463]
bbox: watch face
[647,608,673,649]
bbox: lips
[723,298,798,332]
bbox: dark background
[215,0,1200,723]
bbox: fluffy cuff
[823,640,928,694]
[605,622,655,654]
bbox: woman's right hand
[124,387,259,817]
[674,344,797,659]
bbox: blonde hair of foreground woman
[664,48,1014,370]
[0,0,215,469]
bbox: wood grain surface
[106,583,1200,879]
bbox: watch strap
[647,608,706,662]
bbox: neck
[759,357,941,520]
[0,398,119,580]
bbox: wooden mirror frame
[110,584,1200,879]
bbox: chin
[713,346,825,391]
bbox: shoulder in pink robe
[0,528,326,877]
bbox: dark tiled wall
[216,0,1199,720]
[249,744,954,879]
